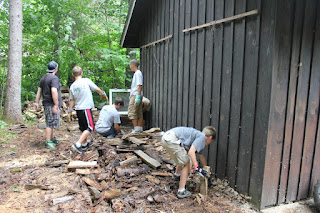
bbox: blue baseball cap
[47,61,58,72]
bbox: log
[119,156,138,166]
[127,137,146,145]
[151,172,173,177]
[134,150,161,169]
[82,177,103,191]
[200,166,211,196]
[67,161,98,169]
[116,167,144,177]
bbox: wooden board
[67,161,98,169]
[134,150,161,169]
[127,137,146,145]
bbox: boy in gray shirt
[95,97,124,138]
[162,126,216,198]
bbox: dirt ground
[0,118,259,213]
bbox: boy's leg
[45,128,53,141]
[128,96,138,127]
[77,130,91,144]
[179,162,191,190]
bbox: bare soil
[0,120,259,213]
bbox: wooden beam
[134,150,161,169]
[183,9,259,33]
[140,35,173,49]
[200,166,211,196]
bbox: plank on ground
[134,150,161,169]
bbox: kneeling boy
[95,97,124,138]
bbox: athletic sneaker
[44,141,56,150]
[82,141,94,150]
[177,189,192,199]
[172,174,180,181]
[72,144,85,153]
[52,137,62,144]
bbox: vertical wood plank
[216,0,234,178]
[201,0,215,160]
[236,0,260,195]
[176,0,185,127]
[155,0,161,127]
[162,0,170,131]
[171,0,179,128]
[286,0,317,202]
[158,0,165,130]
[226,0,246,188]
[277,0,305,205]
[182,0,191,127]
[310,115,320,195]
[166,0,174,130]
[298,2,320,199]
[194,0,206,130]
[151,2,156,127]
[187,0,198,128]
[208,0,224,174]
[260,0,293,207]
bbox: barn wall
[261,0,320,208]
[139,0,274,208]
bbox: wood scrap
[75,168,102,175]
[104,138,124,146]
[45,190,69,201]
[101,189,121,199]
[82,177,103,191]
[134,150,161,169]
[50,160,69,167]
[200,166,211,196]
[88,186,101,199]
[52,196,74,205]
[143,127,161,134]
[121,133,147,140]
[127,137,147,145]
[116,167,145,177]
[151,172,173,177]
[67,161,98,169]
[25,184,50,191]
[119,156,138,166]
[146,175,160,185]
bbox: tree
[4,0,23,122]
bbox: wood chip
[45,190,69,201]
[81,177,103,191]
[127,137,146,145]
[52,196,74,205]
[146,175,160,185]
[119,156,138,166]
[151,172,173,177]
[75,168,103,175]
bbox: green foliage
[0,119,18,143]
[10,184,21,191]
[0,0,139,106]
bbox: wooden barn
[120,0,320,209]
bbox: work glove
[135,95,141,106]
[194,165,208,177]
[67,108,73,113]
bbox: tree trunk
[5,0,23,122]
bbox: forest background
[0,0,138,112]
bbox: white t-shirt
[95,105,121,133]
[70,78,98,110]
[130,70,143,96]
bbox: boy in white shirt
[69,66,107,153]
[95,97,124,138]
[128,59,144,133]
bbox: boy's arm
[51,87,59,114]
[114,123,121,133]
[198,154,207,167]
[69,99,75,111]
[138,85,142,95]
[188,145,198,168]
[34,87,42,111]
[95,87,108,102]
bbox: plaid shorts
[44,106,60,128]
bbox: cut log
[116,167,144,177]
[67,161,98,169]
[127,137,146,145]
[200,166,211,196]
[82,177,103,191]
[143,128,161,134]
[119,156,138,166]
[134,150,161,169]
[52,196,74,205]
[101,189,121,199]
[75,168,102,175]
[151,172,173,177]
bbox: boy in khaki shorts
[128,59,143,133]
[162,126,216,198]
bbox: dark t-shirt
[39,74,62,107]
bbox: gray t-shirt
[69,78,98,110]
[171,127,206,153]
[95,105,121,133]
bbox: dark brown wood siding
[261,0,320,208]
[136,0,319,209]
